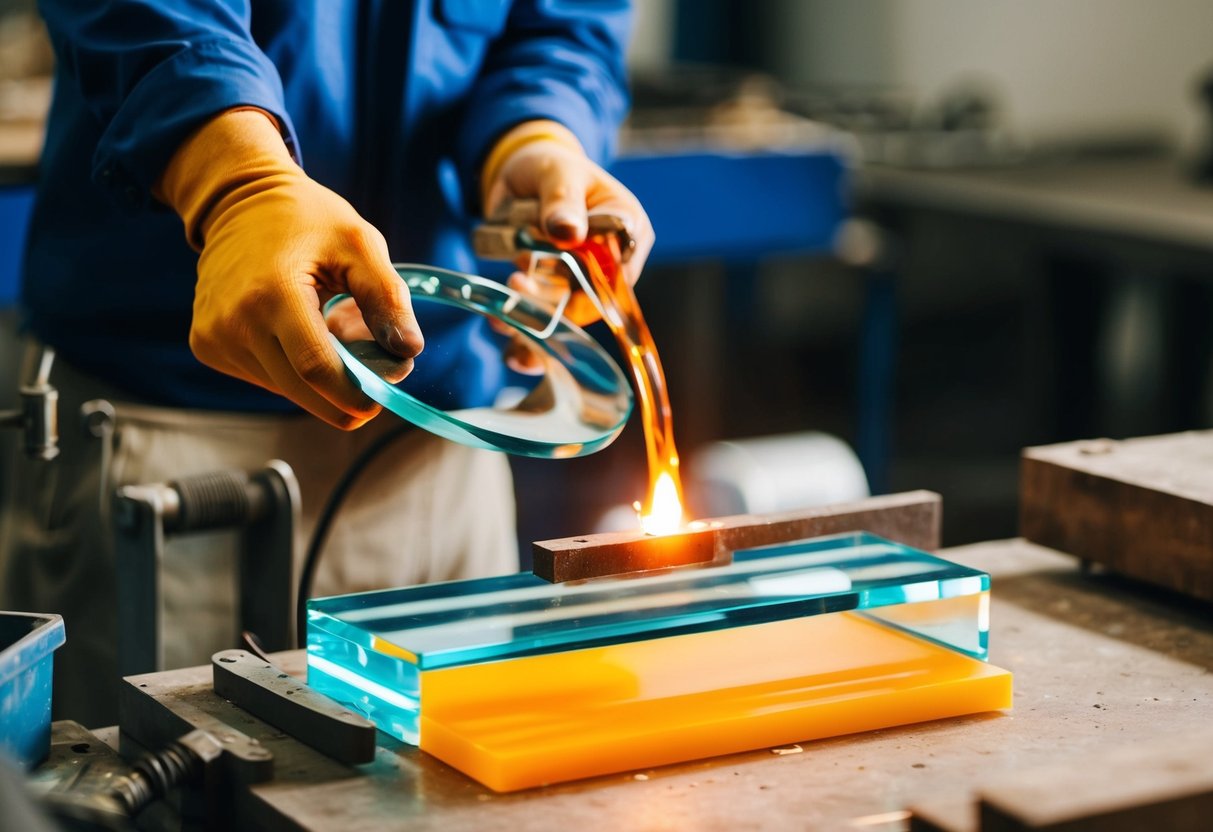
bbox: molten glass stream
[577,235,685,536]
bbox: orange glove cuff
[479,120,585,210]
[155,108,297,251]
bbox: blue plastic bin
[0,612,65,769]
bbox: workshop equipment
[1020,431,1213,602]
[0,344,57,461]
[112,460,300,676]
[0,612,64,768]
[39,727,226,830]
[31,718,237,830]
[687,431,870,517]
[102,649,376,828]
[33,492,1213,828]
[305,505,1010,792]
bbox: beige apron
[0,341,517,726]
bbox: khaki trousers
[0,343,517,726]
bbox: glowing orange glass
[576,234,686,536]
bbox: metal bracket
[0,345,58,461]
[212,650,376,765]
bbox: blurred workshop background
[3,0,1212,549]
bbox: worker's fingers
[260,336,381,430]
[271,301,383,428]
[324,296,412,385]
[263,349,379,429]
[495,142,591,245]
[487,273,547,374]
[198,324,379,430]
[340,227,425,360]
[535,149,590,245]
[482,177,513,224]
[486,272,530,338]
[184,158,420,424]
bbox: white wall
[627,0,676,70]
[768,0,1213,148]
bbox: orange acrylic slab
[419,612,1012,792]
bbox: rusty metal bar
[532,490,942,583]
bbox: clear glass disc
[324,264,633,458]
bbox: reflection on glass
[324,265,633,458]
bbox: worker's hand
[156,109,423,429]
[481,120,654,292]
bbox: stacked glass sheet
[307,532,1011,791]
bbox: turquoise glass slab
[307,532,991,745]
[324,264,633,459]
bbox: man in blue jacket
[0,0,652,724]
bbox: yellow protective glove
[156,108,423,429]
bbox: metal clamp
[473,198,633,338]
[113,461,301,676]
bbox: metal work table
[859,156,1213,259]
[107,537,1213,831]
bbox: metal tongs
[472,198,636,339]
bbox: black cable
[296,422,416,647]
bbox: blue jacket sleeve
[454,0,633,209]
[38,0,298,210]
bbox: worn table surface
[1020,432,1213,604]
[127,539,1213,831]
[1023,431,1213,505]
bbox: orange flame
[635,469,685,536]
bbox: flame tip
[637,469,684,536]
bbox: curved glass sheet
[325,265,633,458]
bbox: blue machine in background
[612,148,848,264]
[0,185,34,307]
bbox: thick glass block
[307,532,1011,790]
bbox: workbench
[97,536,1213,831]
[859,156,1213,257]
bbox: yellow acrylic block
[420,612,1011,792]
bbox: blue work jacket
[25,0,631,410]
